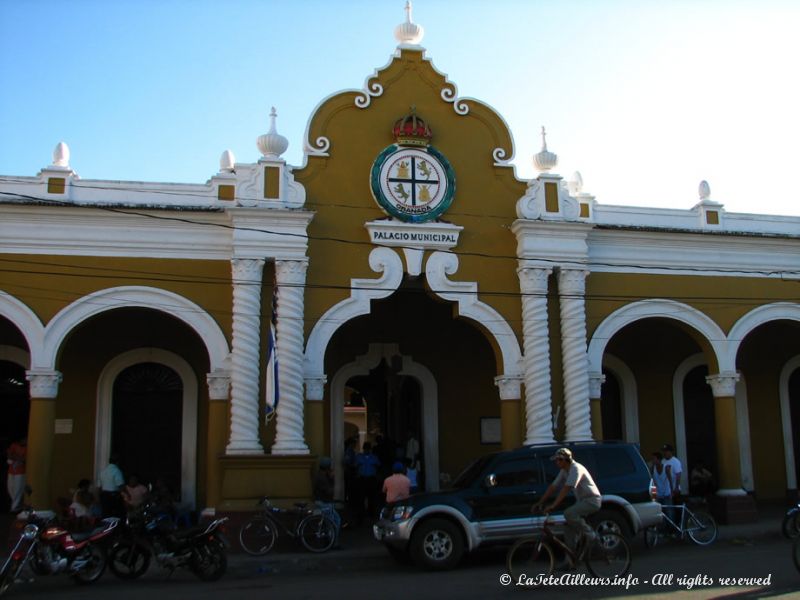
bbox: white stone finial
[395,0,424,46]
[257,107,289,159]
[220,149,236,172]
[52,141,70,167]
[533,126,558,173]
[699,180,711,200]
[568,171,584,195]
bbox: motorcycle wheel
[109,540,151,579]
[189,541,227,582]
[72,544,107,585]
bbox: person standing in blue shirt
[355,442,381,524]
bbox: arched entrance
[0,358,29,513]
[331,343,438,499]
[112,362,183,496]
[682,364,718,492]
[97,348,198,507]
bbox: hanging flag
[265,285,279,422]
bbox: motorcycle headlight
[391,505,414,521]
[22,523,39,540]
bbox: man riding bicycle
[533,447,602,568]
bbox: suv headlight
[390,505,414,521]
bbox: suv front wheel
[410,518,464,570]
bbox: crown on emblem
[392,107,432,147]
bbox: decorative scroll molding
[303,136,331,158]
[355,77,385,109]
[493,147,513,167]
[440,84,469,115]
[516,176,581,221]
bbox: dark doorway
[790,367,800,489]
[0,360,30,513]
[347,358,422,476]
[112,363,182,496]
[601,369,624,441]
[683,364,718,490]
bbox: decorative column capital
[305,376,327,401]
[206,370,231,401]
[231,257,265,282]
[275,258,309,285]
[589,371,606,399]
[705,371,740,397]
[557,267,589,295]
[26,369,62,398]
[517,264,552,294]
[494,375,522,400]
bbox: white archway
[779,355,800,491]
[305,248,523,400]
[726,303,800,370]
[672,354,753,493]
[588,299,727,375]
[43,286,230,372]
[602,354,639,443]
[330,344,439,499]
[0,292,44,368]
[96,348,198,508]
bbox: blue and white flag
[265,287,279,422]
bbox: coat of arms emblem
[370,109,455,222]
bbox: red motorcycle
[0,504,119,596]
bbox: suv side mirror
[484,474,497,488]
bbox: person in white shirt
[661,444,683,500]
[99,454,125,518]
[534,448,601,568]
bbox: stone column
[517,265,556,445]
[25,369,61,509]
[706,372,745,493]
[226,258,265,455]
[589,372,606,441]
[558,268,592,441]
[272,259,310,455]
[206,370,230,508]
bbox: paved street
[3,528,798,600]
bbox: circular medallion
[370,144,455,222]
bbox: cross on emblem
[388,156,440,206]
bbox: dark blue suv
[373,441,661,570]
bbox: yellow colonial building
[1,7,798,522]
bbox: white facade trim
[42,286,230,372]
[602,354,639,443]
[0,292,45,366]
[779,355,800,491]
[95,348,198,508]
[330,343,439,499]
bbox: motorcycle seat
[172,525,208,539]
[70,526,108,543]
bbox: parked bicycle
[506,513,631,584]
[644,501,717,547]
[781,502,799,539]
[238,497,336,555]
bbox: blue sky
[1,0,799,216]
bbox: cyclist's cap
[392,461,405,473]
[661,444,674,452]
[550,448,572,461]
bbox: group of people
[650,443,717,505]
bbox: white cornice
[0,205,313,260]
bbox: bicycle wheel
[239,517,277,556]
[643,526,660,549]
[586,533,630,578]
[298,514,336,553]
[506,537,554,586]
[686,511,717,546]
[782,508,800,539]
